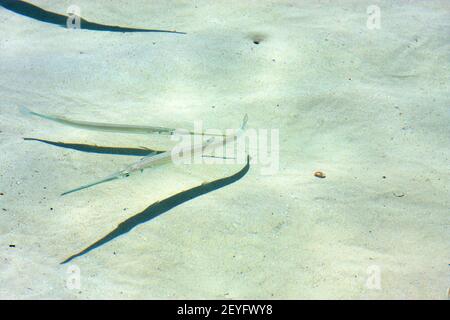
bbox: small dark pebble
[253,40,260,44]
[0,192,4,196]
[382,176,386,179]
[50,208,53,211]
[9,244,15,248]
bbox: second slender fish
[21,106,225,137]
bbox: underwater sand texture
[0,0,449,299]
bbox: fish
[61,114,248,196]
[20,106,226,137]
[61,137,215,196]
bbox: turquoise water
[0,0,448,299]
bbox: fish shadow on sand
[61,156,250,264]
[24,137,164,157]
[0,0,186,34]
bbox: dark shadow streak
[24,137,164,156]
[61,156,250,264]
[0,0,186,34]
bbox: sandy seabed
[0,0,449,299]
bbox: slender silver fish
[61,114,248,196]
[21,106,225,137]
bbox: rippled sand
[0,0,448,299]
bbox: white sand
[0,0,449,299]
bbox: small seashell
[314,171,326,178]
